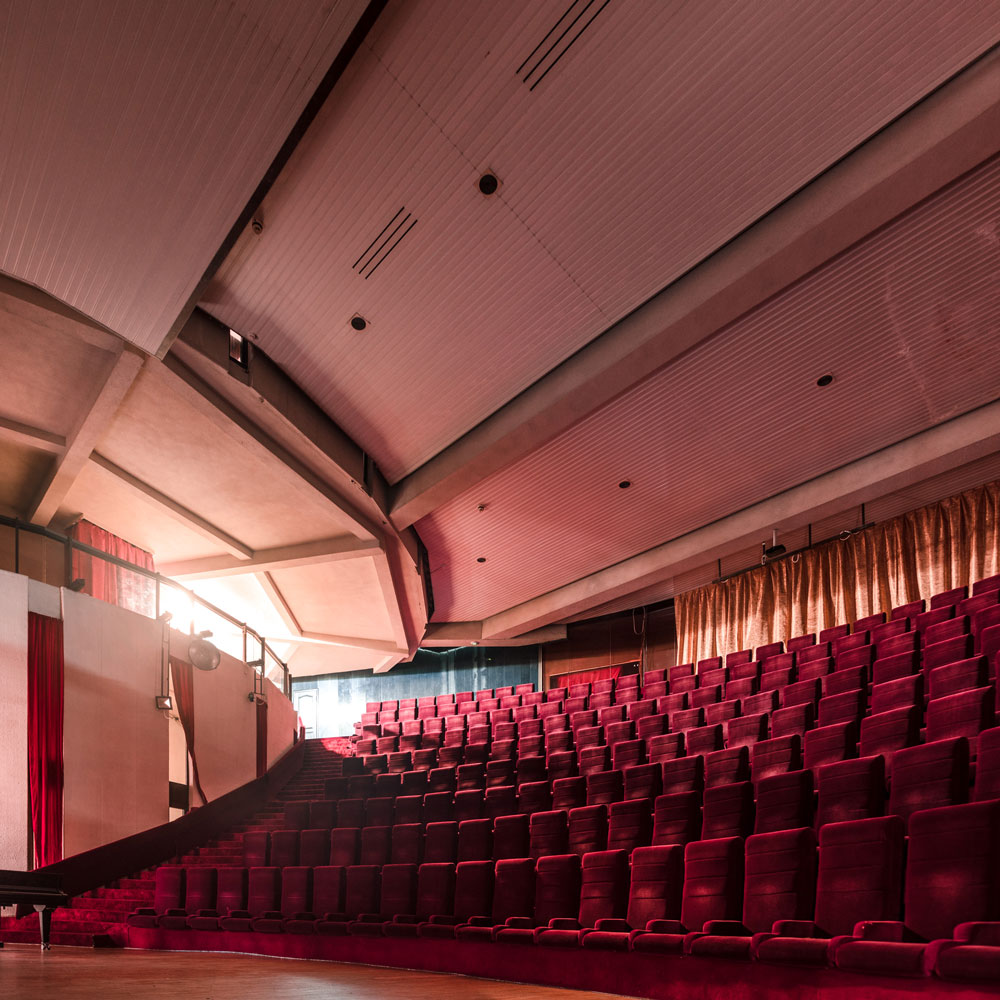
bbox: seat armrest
[771,920,819,938]
[227,910,251,920]
[192,909,219,918]
[355,913,382,922]
[503,916,535,929]
[645,919,685,934]
[464,915,494,927]
[289,912,316,921]
[701,920,749,935]
[427,914,462,925]
[320,912,348,922]
[259,911,284,920]
[163,908,187,917]
[593,918,630,933]
[851,920,909,942]
[547,917,581,930]
[391,914,421,924]
[953,921,1000,946]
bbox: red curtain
[170,657,208,806]
[70,519,155,616]
[28,613,64,868]
[548,664,622,689]
[256,700,268,777]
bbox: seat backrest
[184,866,217,914]
[661,755,704,796]
[390,823,424,865]
[623,762,662,801]
[311,866,344,916]
[904,800,1000,941]
[246,867,280,916]
[567,804,608,856]
[652,791,702,847]
[705,746,750,788]
[279,867,312,916]
[742,827,817,932]
[870,674,923,714]
[607,799,653,854]
[344,865,380,916]
[299,828,331,868]
[152,866,185,915]
[753,769,814,834]
[815,755,885,827]
[973,726,1000,801]
[424,820,458,863]
[415,862,455,918]
[529,809,569,859]
[681,837,744,931]
[701,781,754,840]
[889,737,969,826]
[453,860,494,920]
[491,858,536,923]
[647,732,685,764]
[750,735,802,785]
[215,867,248,914]
[457,818,493,862]
[577,849,629,927]
[360,825,391,866]
[493,814,530,860]
[377,863,417,918]
[627,844,684,928]
[814,816,904,935]
[532,854,582,925]
[242,831,269,868]
[925,687,996,749]
[890,600,924,621]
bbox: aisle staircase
[0,738,348,947]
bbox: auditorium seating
[117,577,1000,994]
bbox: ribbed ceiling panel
[0,0,366,353]
[419,153,1000,621]
[205,0,1000,481]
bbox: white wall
[0,570,29,868]
[62,590,168,856]
[266,674,298,767]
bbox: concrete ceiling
[2,0,1000,675]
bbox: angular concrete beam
[390,49,1000,529]
[0,415,65,455]
[159,536,382,580]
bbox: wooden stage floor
[0,943,636,999]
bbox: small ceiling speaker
[188,636,221,671]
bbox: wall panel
[0,570,29,868]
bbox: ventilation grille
[517,0,612,91]
[353,207,418,279]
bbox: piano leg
[34,905,52,951]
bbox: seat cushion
[629,931,686,953]
[935,944,1000,982]
[835,940,931,977]
[754,935,832,966]
[536,927,583,947]
[581,929,631,951]
[686,933,752,959]
[455,923,497,942]
[494,926,537,944]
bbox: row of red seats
[129,797,1000,982]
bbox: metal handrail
[0,514,291,697]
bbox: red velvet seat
[456,817,493,861]
[701,781,754,839]
[242,831,269,867]
[285,866,343,934]
[925,614,971,647]
[422,790,454,823]
[754,815,904,966]
[704,699,740,727]
[283,801,310,829]
[220,866,280,932]
[186,867,248,931]
[630,837,744,954]
[359,825,391,865]
[568,804,608,856]
[394,794,423,825]
[661,755,704,796]
[484,784,517,818]
[518,779,552,814]
[252,866,313,933]
[317,865,380,934]
[742,690,779,716]
[647,732,685,765]
[299,828,331,868]
[668,706,703,732]
[823,665,867,698]
[870,674,923,714]
[427,767,456,793]
[727,649,753,668]
[783,677,821,709]
[386,863,456,938]
[453,789,483,821]
[611,738,646,770]
[925,634,975,671]
[552,775,587,810]
[760,667,795,694]
[495,855,581,943]
[888,737,969,827]
[815,755,885,827]
[529,809,569,858]
[347,863,418,936]
[464,740,490,764]
[835,800,1000,978]
[725,676,757,701]
[586,768,624,806]
[547,749,577,784]
[818,689,866,728]
[493,813,530,859]
[750,735,802,784]
[859,706,920,774]
[925,686,997,757]
[651,791,702,846]
[770,703,814,738]
[686,723,724,755]
[486,759,516,787]
[364,796,394,827]
[424,820,458,863]
[329,827,360,866]
[973,725,1000,800]
[757,641,785,661]
[726,714,769,749]
[690,684,722,709]
[891,599,925,621]
[754,768,814,833]
[623,762,662,801]
[803,721,857,770]
[390,823,424,865]
[605,720,635,746]
[685,827,817,960]
[269,830,299,868]
[871,650,920,686]
[798,641,832,664]
[159,867,216,928]
[579,745,610,776]
[705,745,750,788]
[536,849,629,946]
[787,633,816,652]
[127,866,185,928]
[456,858,536,941]
[607,798,652,854]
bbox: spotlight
[67,578,86,592]
[478,172,500,195]
[155,695,173,711]
[350,315,367,331]
[816,373,834,387]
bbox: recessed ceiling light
[816,373,834,387]
[478,172,500,196]
[618,480,632,489]
[350,315,367,332]
[477,556,487,563]
[471,640,480,646]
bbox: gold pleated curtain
[676,480,1000,665]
